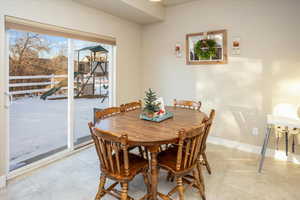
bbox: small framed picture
[232,37,240,55]
[174,43,182,57]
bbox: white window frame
[67,39,75,150]
[4,28,10,179]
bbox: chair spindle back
[201,109,216,152]
[121,100,142,112]
[94,107,122,121]
[174,99,202,111]
[175,123,206,171]
[89,122,130,176]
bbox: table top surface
[267,114,300,128]
[95,106,207,145]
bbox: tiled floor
[1,144,300,200]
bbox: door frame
[4,26,10,182]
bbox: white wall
[0,0,142,182]
[141,0,300,150]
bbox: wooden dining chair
[94,107,122,123]
[198,109,216,175]
[174,99,202,111]
[121,100,142,112]
[170,99,202,155]
[165,109,215,191]
[88,122,150,200]
[157,123,207,200]
[120,101,148,156]
[173,99,215,174]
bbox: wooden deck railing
[9,74,109,96]
[9,74,67,95]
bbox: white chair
[258,104,300,173]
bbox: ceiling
[162,0,198,7]
[74,0,165,24]
[73,0,198,24]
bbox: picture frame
[174,43,182,58]
[232,36,240,55]
[186,29,228,65]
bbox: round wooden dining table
[95,106,207,200]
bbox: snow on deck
[9,97,108,170]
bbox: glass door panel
[73,40,111,145]
[8,29,68,170]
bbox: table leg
[148,146,159,200]
[276,136,280,150]
[258,127,271,173]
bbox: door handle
[4,91,11,109]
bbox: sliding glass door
[7,28,114,171]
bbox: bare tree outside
[10,32,51,75]
[9,30,68,95]
[9,31,69,76]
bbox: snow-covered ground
[9,97,108,170]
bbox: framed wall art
[174,42,182,58]
[232,36,240,55]
[186,29,228,65]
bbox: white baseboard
[207,136,300,164]
[0,175,6,188]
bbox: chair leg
[202,152,211,175]
[197,162,205,192]
[95,174,106,200]
[142,169,151,195]
[292,135,296,153]
[193,169,206,200]
[261,127,270,155]
[258,127,271,173]
[176,177,185,200]
[166,171,172,181]
[285,132,289,156]
[276,136,280,150]
[166,171,175,182]
[120,182,129,200]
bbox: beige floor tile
[0,144,299,200]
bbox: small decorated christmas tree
[143,88,160,117]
